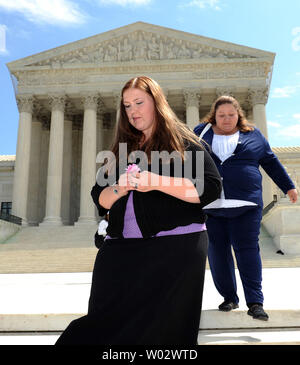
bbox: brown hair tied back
[202,95,254,132]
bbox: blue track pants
[206,207,264,306]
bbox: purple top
[107,192,206,240]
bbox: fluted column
[114,92,121,123]
[183,89,200,130]
[76,93,98,225]
[61,117,73,225]
[27,117,42,225]
[248,87,273,206]
[97,100,105,154]
[12,95,34,225]
[248,88,268,138]
[38,118,50,224]
[41,94,65,225]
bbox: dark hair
[202,95,254,132]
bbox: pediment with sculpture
[26,30,257,68]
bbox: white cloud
[271,86,298,98]
[0,24,8,55]
[292,26,300,51]
[280,124,300,138]
[268,121,281,128]
[293,113,300,122]
[0,0,86,26]
[98,0,152,6]
[181,0,222,10]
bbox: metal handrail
[262,198,277,217]
[0,212,22,225]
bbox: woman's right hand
[99,172,132,209]
[116,172,135,196]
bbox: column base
[74,216,98,226]
[21,218,29,227]
[40,216,63,226]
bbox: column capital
[16,94,34,113]
[49,94,66,112]
[183,89,201,108]
[97,98,106,116]
[81,92,99,111]
[113,92,122,109]
[216,87,235,98]
[247,87,268,105]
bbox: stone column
[61,117,73,225]
[11,95,34,225]
[248,88,268,138]
[41,95,65,225]
[27,116,42,225]
[76,93,98,225]
[70,116,82,224]
[114,92,121,124]
[248,88,273,207]
[97,100,105,155]
[183,89,200,130]
[38,117,50,224]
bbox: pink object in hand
[126,164,141,173]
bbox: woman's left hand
[128,171,157,192]
[128,172,200,203]
[287,188,298,203]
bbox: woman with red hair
[56,76,221,345]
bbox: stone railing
[0,218,21,243]
[273,163,300,202]
[262,147,300,254]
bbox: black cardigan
[91,142,222,239]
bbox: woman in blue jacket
[194,95,298,321]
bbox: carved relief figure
[178,43,191,59]
[147,36,160,60]
[93,46,105,63]
[118,37,133,62]
[134,32,147,60]
[104,43,118,62]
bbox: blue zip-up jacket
[194,123,295,208]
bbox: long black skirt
[56,231,208,346]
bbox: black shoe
[218,301,239,312]
[247,304,269,321]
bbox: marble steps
[1,224,300,274]
[0,247,98,273]
[0,225,98,273]
[0,269,299,333]
[1,225,299,339]
[1,329,300,345]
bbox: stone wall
[0,219,20,243]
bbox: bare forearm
[99,186,126,209]
[157,176,200,203]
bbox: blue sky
[0,0,300,154]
